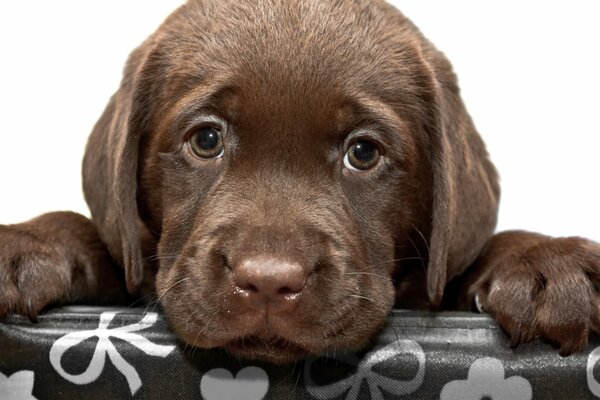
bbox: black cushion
[1,307,598,399]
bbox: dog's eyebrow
[344,94,411,151]
[160,75,237,134]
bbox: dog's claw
[26,300,39,323]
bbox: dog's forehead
[162,0,417,97]
[157,0,423,129]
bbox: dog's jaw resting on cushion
[1,0,599,363]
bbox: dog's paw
[0,224,72,321]
[467,232,600,355]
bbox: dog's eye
[344,140,380,171]
[189,126,224,159]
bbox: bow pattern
[49,311,175,395]
[304,339,426,400]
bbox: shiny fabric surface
[0,307,597,399]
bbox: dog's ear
[420,49,501,308]
[82,37,159,295]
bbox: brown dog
[1,0,599,363]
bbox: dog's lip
[224,335,312,361]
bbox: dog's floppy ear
[420,49,501,308]
[82,37,159,295]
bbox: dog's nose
[232,256,309,311]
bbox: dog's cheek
[155,151,222,238]
[154,256,219,346]
[344,276,396,351]
[155,262,190,337]
[341,238,397,345]
[331,181,403,336]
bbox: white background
[0,1,598,241]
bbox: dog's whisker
[146,254,198,266]
[348,294,377,304]
[150,276,190,313]
[344,271,389,279]
[414,227,431,262]
[408,236,427,271]
[344,256,424,273]
[127,292,156,309]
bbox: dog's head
[83,0,499,362]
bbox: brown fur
[1,0,599,363]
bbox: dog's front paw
[464,231,600,355]
[0,224,73,321]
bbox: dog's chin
[175,321,355,363]
[170,323,320,363]
[178,331,318,363]
[223,336,313,364]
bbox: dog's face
[143,0,434,362]
[83,0,499,363]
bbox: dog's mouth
[224,336,312,363]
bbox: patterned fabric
[0,307,598,399]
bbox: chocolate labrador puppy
[1,0,599,363]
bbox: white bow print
[588,346,600,397]
[49,311,175,395]
[304,339,426,400]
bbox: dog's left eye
[343,140,380,171]
[189,126,224,159]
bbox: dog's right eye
[189,126,224,159]
[343,140,381,171]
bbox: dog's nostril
[231,255,310,306]
[239,283,259,293]
[277,286,296,296]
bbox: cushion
[1,307,598,399]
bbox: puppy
[1,0,599,363]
